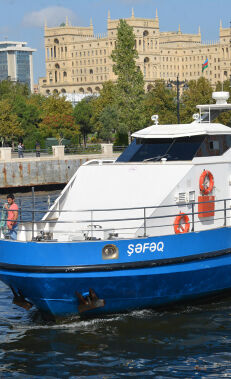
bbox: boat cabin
[118,92,231,163]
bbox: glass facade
[0,51,8,81]
[0,43,17,49]
[16,51,30,88]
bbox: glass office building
[0,51,8,81]
[0,42,36,92]
[16,51,30,88]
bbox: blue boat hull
[0,227,231,317]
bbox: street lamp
[167,75,188,124]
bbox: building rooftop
[0,41,36,51]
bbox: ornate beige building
[39,10,231,95]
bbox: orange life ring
[174,212,190,234]
[199,170,214,195]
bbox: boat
[1,91,231,319]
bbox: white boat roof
[197,103,231,111]
[132,122,231,139]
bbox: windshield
[117,136,204,162]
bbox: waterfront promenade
[0,145,119,189]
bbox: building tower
[0,41,36,92]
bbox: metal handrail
[12,196,230,214]
[2,212,230,234]
[1,196,230,241]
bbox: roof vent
[175,192,188,204]
[212,91,229,105]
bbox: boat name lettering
[127,242,164,256]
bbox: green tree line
[0,19,231,149]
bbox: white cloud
[22,6,78,28]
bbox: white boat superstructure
[15,92,231,242]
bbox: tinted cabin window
[117,139,172,162]
[195,135,231,157]
[117,135,231,162]
[167,137,204,160]
[117,136,204,162]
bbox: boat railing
[0,197,230,242]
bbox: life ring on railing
[174,212,190,234]
[199,170,214,195]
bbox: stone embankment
[0,144,119,189]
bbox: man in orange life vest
[4,194,19,240]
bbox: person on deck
[4,194,18,240]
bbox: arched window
[79,87,84,93]
[61,88,66,93]
[87,87,92,93]
[144,57,150,63]
[143,30,149,37]
[55,63,60,69]
[54,38,59,44]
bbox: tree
[144,80,178,125]
[91,81,116,135]
[39,94,78,144]
[111,19,146,141]
[0,99,24,146]
[0,80,29,101]
[99,104,119,142]
[180,77,213,123]
[39,113,77,144]
[40,93,73,116]
[12,96,43,148]
[0,81,46,148]
[73,97,94,146]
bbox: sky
[0,0,231,84]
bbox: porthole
[102,244,119,260]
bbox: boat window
[117,135,231,162]
[195,135,231,157]
[117,136,204,162]
[167,136,204,160]
[116,140,141,162]
[117,138,172,162]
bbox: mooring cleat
[76,288,105,313]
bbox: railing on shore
[0,195,229,242]
[12,148,52,157]
[113,146,127,153]
[12,145,102,157]
[0,144,124,160]
[64,144,101,155]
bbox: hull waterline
[0,228,231,318]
